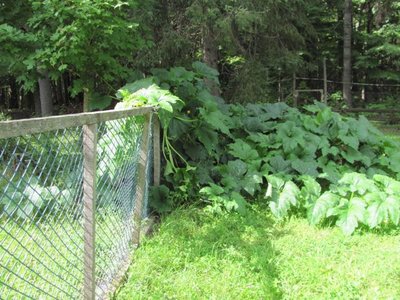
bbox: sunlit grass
[274,218,400,299]
[115,207,400,299]
[0,219,83,299]
[371,120,400,142]
[0,213,132,299]
[115,207,281,299]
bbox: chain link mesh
[0,112,153,299]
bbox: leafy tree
[0,1,37,110]
[0,0,153,112]
[27,0,150,111]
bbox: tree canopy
[0,0,399,114]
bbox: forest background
[0,0,399,118]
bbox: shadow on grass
[114,207,286,299]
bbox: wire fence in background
[292,76,400,106]
[0,107,158,299]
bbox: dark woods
[1,0,399,118]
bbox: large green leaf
[184,142,208,161]
[242,173,263,196]
[192,61,219,82]
[169,67,196,83]
[264,103,289,120]
[365,193,400,228]
[150,185,173,213]
[291,159,319,177]
[226,192,247,215]
[116,78,154,98]
[226,160,248,177]
[315,108,333,125]
[268,155,291,173]
[168,118,191,140]
[373,174,400,195]
[338,172,376,195]
[299,176,321,206]
[218,160,247,190]
[340,134,359,150]
[196,127,219,155]
[275,121,305,153]
[302,115,320,133]
[89,93,112,111]
[329,198,366,235]
[387,152,400,173]
[228,139,259,161]
[200,184,225,197]
[307,192,339,225]
[243,117,271,133]
[268,180,300,219]
[341,147,364,164]
[199,108,231,135]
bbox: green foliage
[0,176,70,221]
[117,63,400,235]
[0,112,10,121]
[265,176,299,219]
[2,0,400,112]
[0,0,153,108]
[269,172,400,235]
[0,133,84,222]
[200,184,247,215]
[149,185,173,213]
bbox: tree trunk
[202,24,220,97]
[38,71,53,116]
[34,86,41,116]
[9,77,19,109]
[82,78,94,112]
[343,0,353,107]
[54,80,61,108]
[336,6,344,82]
[83,89,91,112]
[363,0,374,103]
[0,86,6,108]
[60,74,68,106]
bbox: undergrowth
[116,63,400,235]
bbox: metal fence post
[83,123,97,300]
[153,115,161,187]
[133,113,152,246]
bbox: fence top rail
[0,106,155,139]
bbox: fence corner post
[83,123,97,300]
[133,113,152,247]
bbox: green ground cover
[374,121,400,143]
[115,207,400,300]
[0,214,130,299]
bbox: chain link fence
[0,107,157,299]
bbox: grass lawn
[0,213,133,299]
[371,120,400,142]
[115,206,400,300]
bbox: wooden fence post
[83,123,97,300]
[293,73,298,107]
[132,113,152,246]
[323,57,328,104]
[153,115,161,187]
